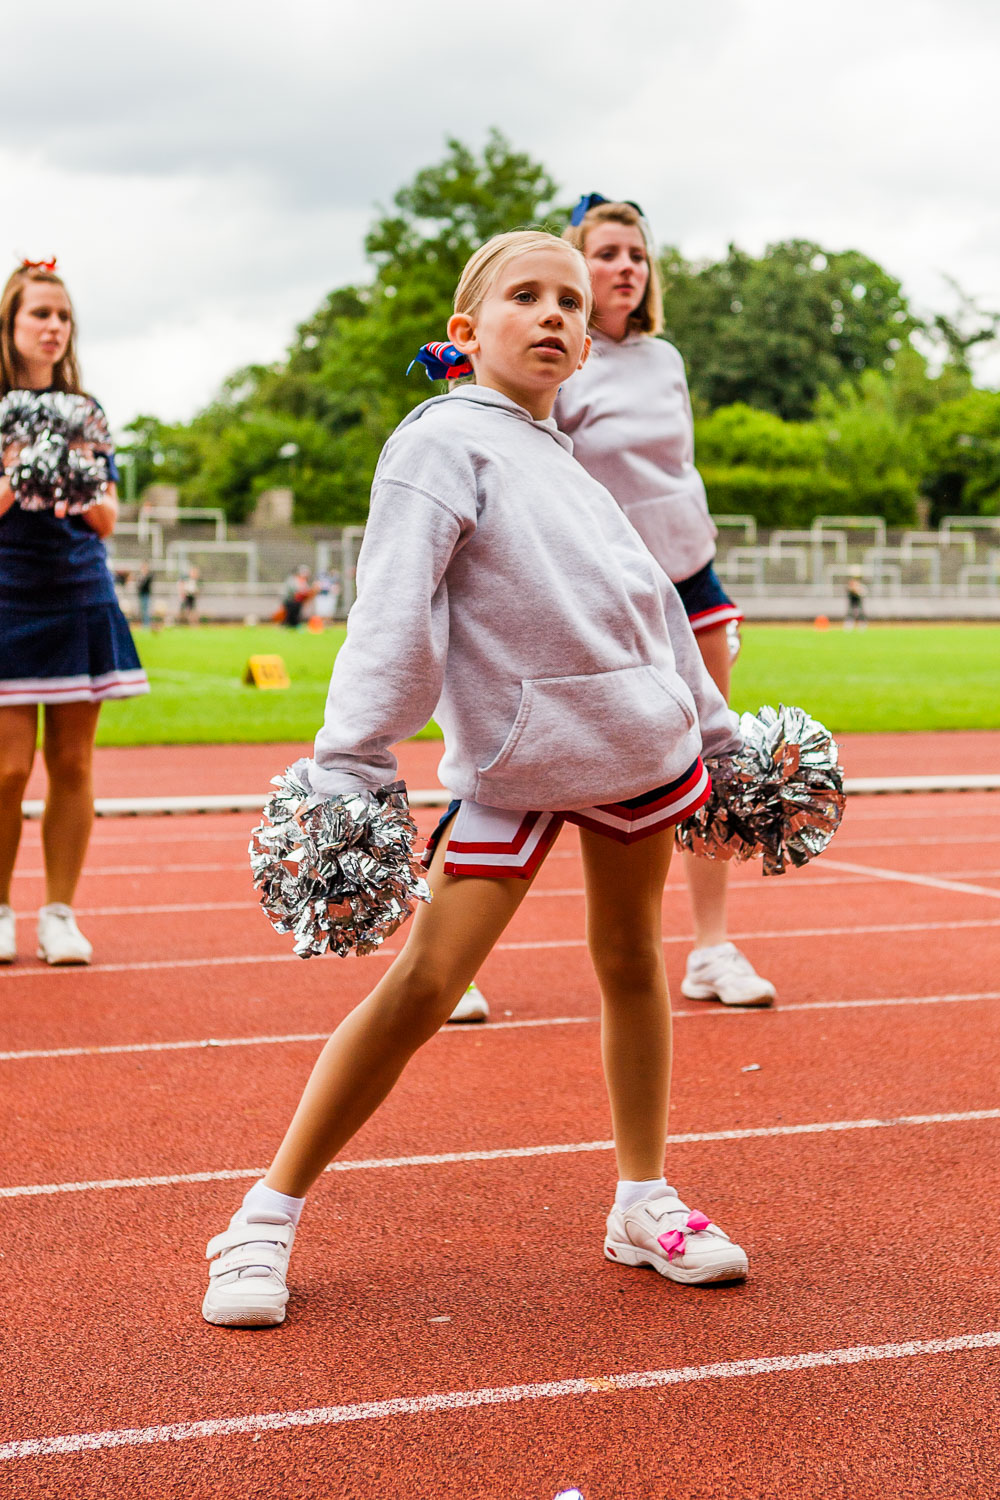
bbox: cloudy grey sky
[6,0,1000,433]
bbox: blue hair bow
[570,192,646,226]
[407,342,474,381]
[570,193,608,226]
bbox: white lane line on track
[13,848,584,880]
[0,1016,596,1062]
[13,869,1000,922]
[0,953,293,980]
[832,833,1000,850]
[3,991,998,1064]
[14,832,1000,881]
[497,916,1000,952]
[2,1329,998,1461]
[14,901,254,920]
[15,863,238,879]
[63,802,998,841]
[3,1109,997,1200]
[86,829,253,847]
[822,858,1000,901]
[4,916,1000,981]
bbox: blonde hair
[0,265,82,396]
[563,202,663,336]
[454,230,593,322]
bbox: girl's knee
[42,743,93,787]
[589,935,664,993]
[0,762,33,803]
[376,955,466,1036]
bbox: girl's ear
[576,333,592,371]
[447,312,478,357]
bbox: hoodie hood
[398,383,574,454]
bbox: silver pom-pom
[676,704,845,876]
[0,390,109,513]
[249,767,432,958]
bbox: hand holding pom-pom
[676,704,845,876]
[0,390,110,514]
[249,764,432,958]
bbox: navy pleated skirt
[0,599,149,706]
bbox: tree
[660,240,921,421]
[915,389,1000,521]
[926,276,1000,378]
[121,413,203,496]
[137,139,997,531]
[179,132,561,521]
[695,403,825,470]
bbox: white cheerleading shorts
[423,758,710,880]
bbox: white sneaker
[680,943,775,1007]
[605,1188,748,1284]
[0,905,15,963]
[36,904,92,965]
[447,981,489,1023]
[202,1213,295,1327]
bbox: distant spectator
[282,565,313,628]
[178,565,200,624]
[313,568,340,622]
[136,562,154,629]
[844,576,867,630]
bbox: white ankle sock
[691,942,732,961]
[615,1177,669,1212]
[240,1180,306,1226]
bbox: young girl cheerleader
[201,229,751,1328]
[559,198,776,1008]
[0,260,148,965]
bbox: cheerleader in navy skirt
[558,199,775,1008]
[0,260,148,966]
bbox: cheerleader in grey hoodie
[202,231,750,1330]
[558,198,776,1009]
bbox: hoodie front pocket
[475,665,698,810]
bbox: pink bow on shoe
[658,1209,712,1261]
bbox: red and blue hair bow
[407,342,474,381]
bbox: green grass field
[95,622,998,746]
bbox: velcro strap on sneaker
[657,1209,716,1262]
[206,1220,294,1260]
[208,1245,288,1278]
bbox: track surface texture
[5,731,1000,1499]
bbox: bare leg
[580,826,674,1182]
[0,706,39,905]
[682,623,732,947]
[40,702,102,906]
[265,835,540,1198]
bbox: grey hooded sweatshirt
[310,386,739,811]
[553,330,717,584]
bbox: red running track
[3,739,1000,1498]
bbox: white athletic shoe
[604,1188,748,1284]
[36,904,92,965]
[447,981,489,1023]
[202,1213,295,1327]
[0,905,15,963]
[680,943,775,1007]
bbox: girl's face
[448,247,590,420]
[582,221,649,330]
[12,280,73,374]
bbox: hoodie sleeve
[659,574,743,761]
[308,435,476,798]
